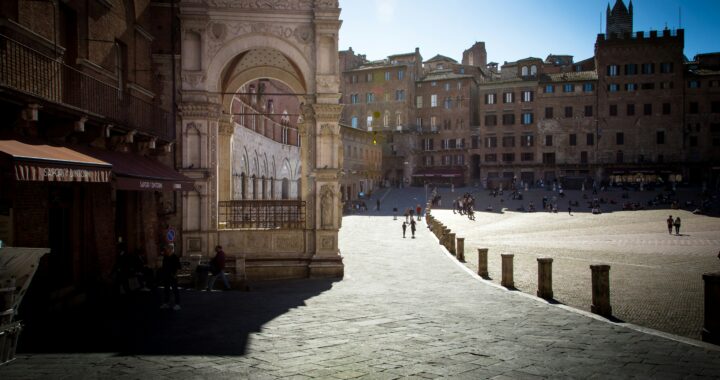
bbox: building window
[351,117,358,128]
[583,83,594,92]
[384,71,391,81]
[431,94,438,107]
[395,90,405,101]
[351,75,357,83]
[584,105,593,117]
[616,150,624,163]
[502,153,515,162]
[545,135,553,146]
[608,83,619,92]
[502,114,515,125]
[690,136,698,147]
[530,65,538,75]
[689,80,700,88]
[569,133,577,146]
[521,91,533,102]
[396,113,402,126]
[350,94,358,104]
[607,64,619,76]
[430,116,437,129]
[444,82,450,91]
[641,63,654,74]
[502,136,515,147]
[564,106,573,118]
[625,83,637,91]
[455,155,465,165]
[545,107,553,119]
[587,133,594,145]
[656,131,665,144]
[398,70,404,80]
[444,97,452,109]
[457,82,462,90]
[542,153,556,164]
[485,114,497,126]
[641,82,655,90]
[581,151,588,164]
[563,84,574,93]
[503,92,514,103]
[484,154,497,162]
[485,136,497,148]
[521,152,534,161]
[521,66,529,76]
[610,104,617,116]
[519,113,532,125]
[689,102,699,114]
[623,104,633,116]
[616,132,624,145]
[545,85,554,93]
[663,103,671,114]
[523,134,534,147]
[660,62,673,73]
[625,64,638,75]
[366,73,373,82]
[366,92,375,103]
[486,93,496,104]
[644,103,652,116]
[416,96,423,108]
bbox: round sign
[166,227,176,243]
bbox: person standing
[376,199,380,211]
[207,245,231,291]
[674,216,682,235]
[568,206,572,216]
[416,204,422,221]
[410,219,417,238]
[666,215,673,234]
[160,245,181,310]
[402,222,407,238]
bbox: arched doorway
[179,2,344,279]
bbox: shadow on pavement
[17,278,337,356]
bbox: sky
[338,0,720,65]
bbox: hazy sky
[338,0,720,64]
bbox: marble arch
[179,0,344,279]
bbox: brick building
[342,0,720,190]
[0,0,190,310]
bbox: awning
[73,146,193,192]
[0,140,111,183]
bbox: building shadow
[17,278,338,356]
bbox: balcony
[0,34,173,140]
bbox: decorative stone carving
[312,103,343,123]
[275,235,302,250]
[320,236,334,249]
[218,119,234,136]
[320,184,334,228]
[315,0,339,8]
[247,234,269,250]
[180,102,222,118]
[205,0,313,10]
[293,24,313,44]
[316,75,339,93]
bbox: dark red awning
[73,146,193,192]
[0,140,111,183]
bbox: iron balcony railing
[0,34,173,140]
[218,200,306,229]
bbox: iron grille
[218,200,306,229]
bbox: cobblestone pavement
[1,189,720,378]
[420,185,720,340]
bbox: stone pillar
[448,233,456,255]
[501,254,514,288]
[537,258,553,299]
[477,248,489,278]
[590,264,612,317]
[456,237,465,262]
[702,272,720,344]
[217,118,234,202]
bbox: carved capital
[180,102,222,119]
[312,103,343,123]
[218,119,234,136]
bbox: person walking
[410,219,417,238]
[416,204,422,221]
[568,206,572,216]
[207,245,231,291]
[666,215,673,234]
[674,216,682,235]
[402,222,407,238]
[160,245,181,310]
[376,199,380,211]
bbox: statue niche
[320,184,334,228]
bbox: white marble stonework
[179,0,343,279]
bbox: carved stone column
[179,100,222,256]
[217,117,234,202]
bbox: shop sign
[14,164,110,182]
[140,181,163,190]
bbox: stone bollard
[477,248,489,278]
[442,227,450,247]
[590,264,612,317]
[501,254,514,288]
[456,237,465,261]
[702,272,720,344]
[537,258,553,299]
[448,233,456,255]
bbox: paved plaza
[1,188,720,378]
[420,185,720,340]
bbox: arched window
[521,66,529,76]
[530,65,538,75]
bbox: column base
[591,304,612,318]
[308,255,344,278]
